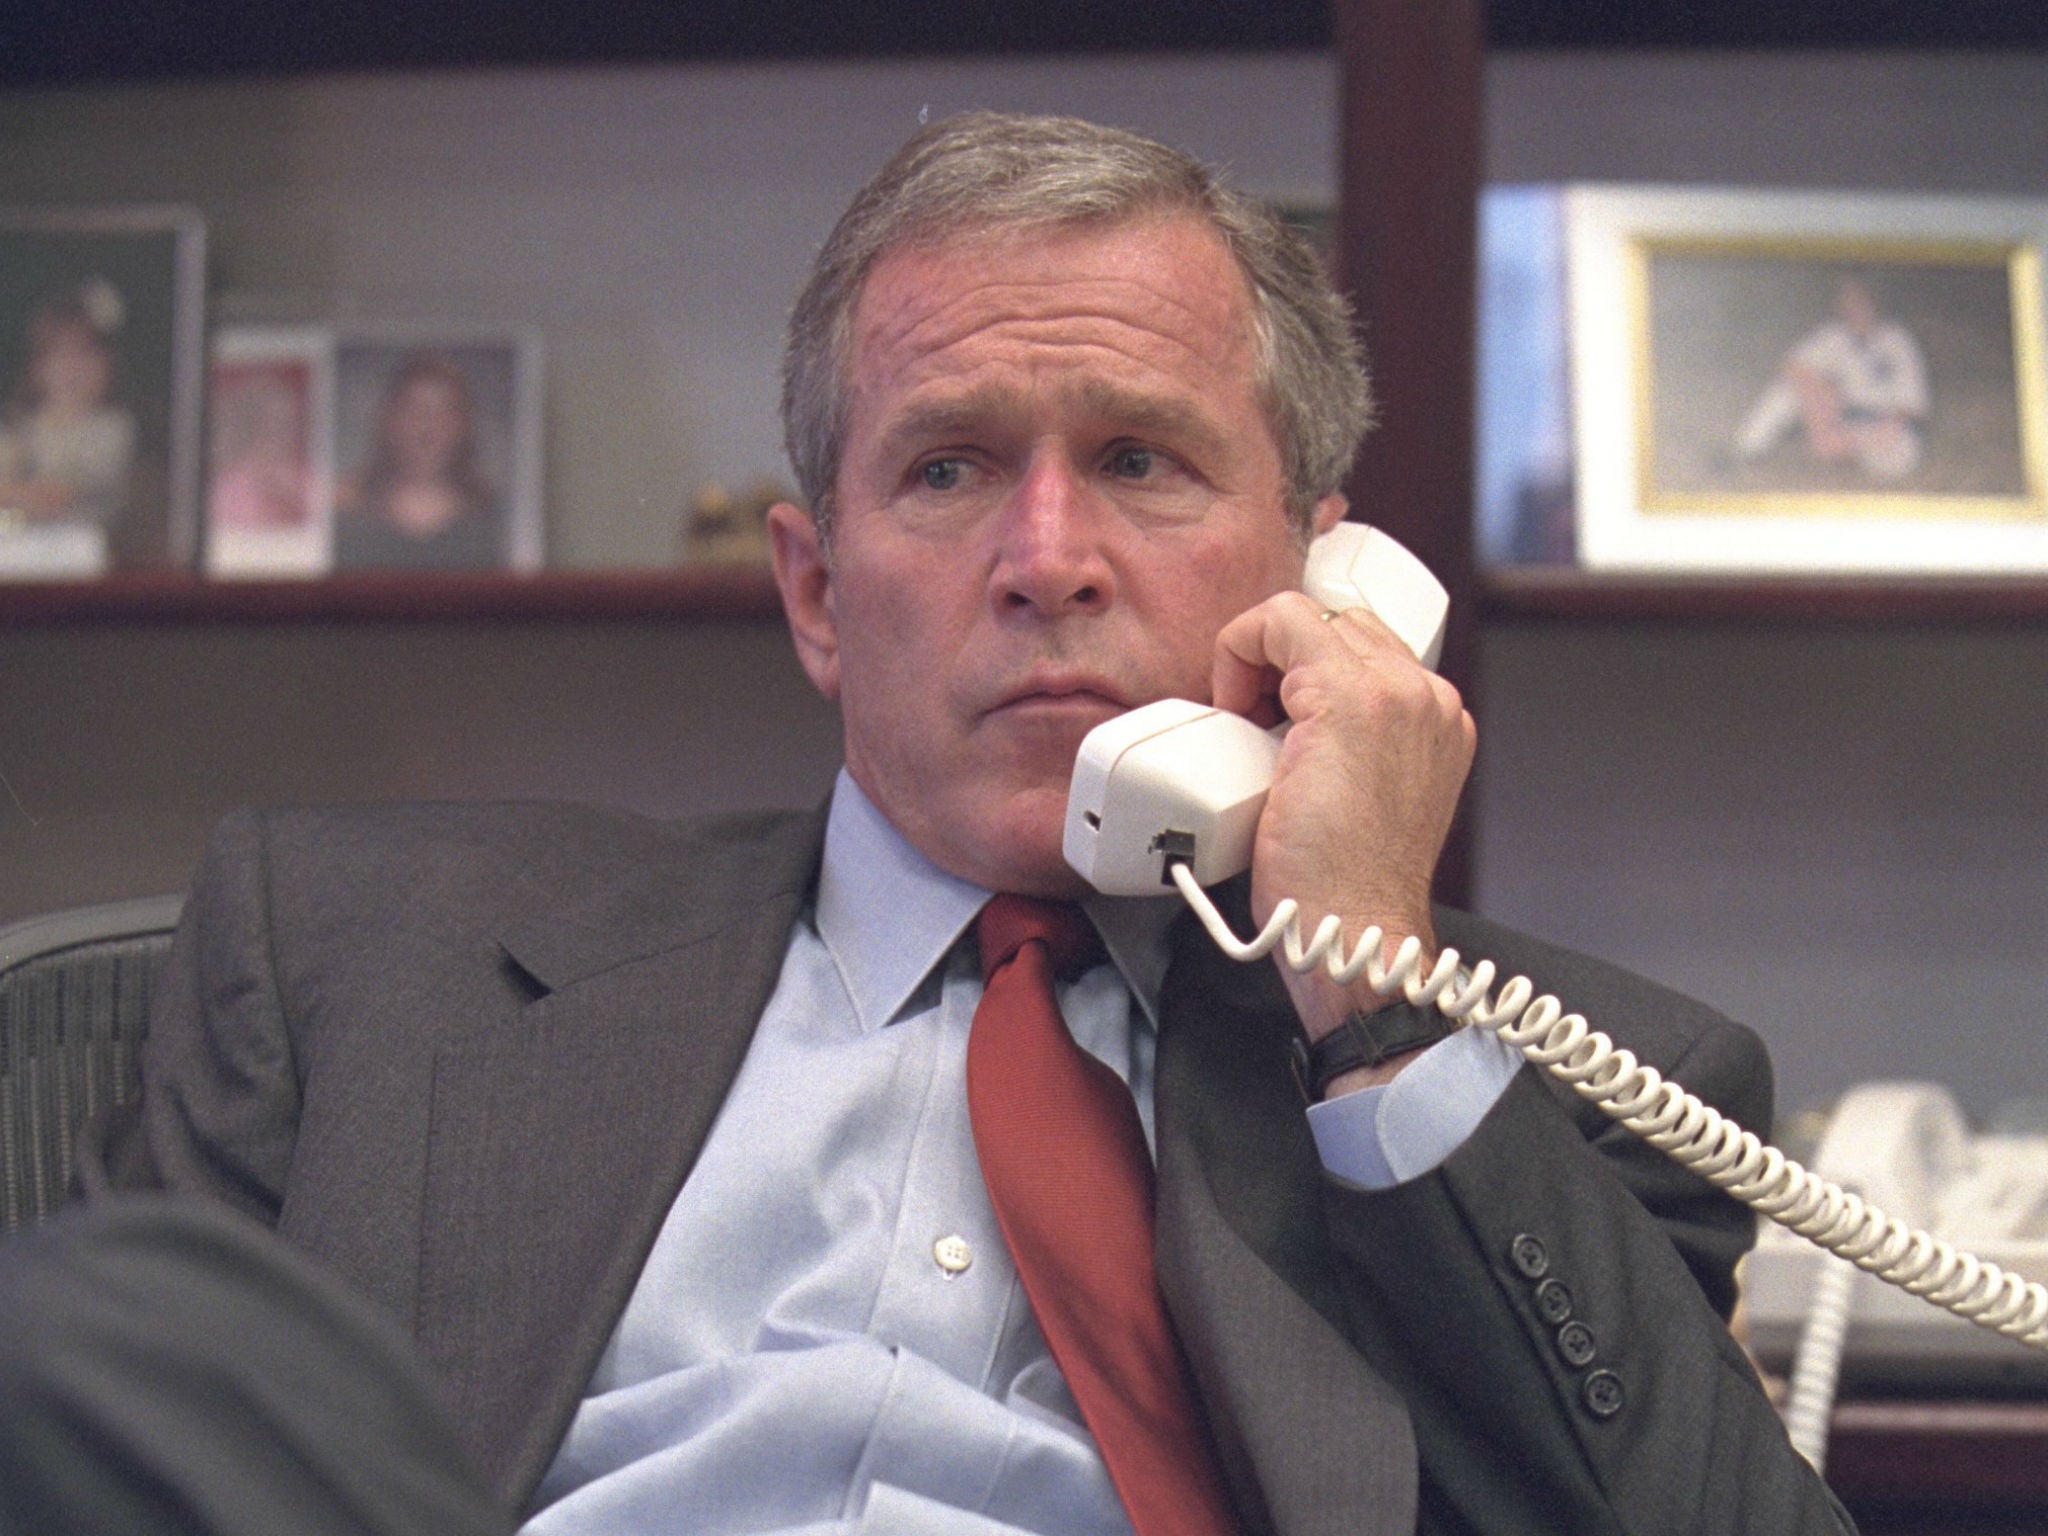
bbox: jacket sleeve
[82,808,304,1225]
[1318,926,1855,1534]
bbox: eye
[920,458,967,491]
[1107,446,1157,480]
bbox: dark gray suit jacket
[98,801,1852,1535]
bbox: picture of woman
[333,349,506,570]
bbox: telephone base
[1745,1237,2048,1392]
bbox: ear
[768,500,841,701]
[1310,492,1350,539]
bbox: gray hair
[780,111,1373,542]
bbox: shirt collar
[814,770,1181,1035]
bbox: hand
[1212,590,1475,1060]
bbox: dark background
[4,1,2045,89]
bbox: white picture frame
[326,326,544,574]
[204,325,335,578]
[1567,185,2048,574]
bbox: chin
[979,844,1093,900]
[949,789,1088,898]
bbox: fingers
[1210,587,1476,1029]
[1214,589,1466,737]
[1213,590,1343,719]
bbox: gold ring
[1319,609,1342,622]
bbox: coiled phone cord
[1780,1250,1857,1472]
[1169,863,2048,1354]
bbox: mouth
[983,677,1132,725]
[983,671,1130,716]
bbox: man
[71,113,1849,1533]
[1733,274,1929,482]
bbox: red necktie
[966,895,1239,1536]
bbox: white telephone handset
[1059,523,2048,1374]
[1062,520,1447,896]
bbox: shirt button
[1509,1234,1549,1279]
[1533,1277,1573,1325]
[1582,1369,1625,1419]
[1556,1320,1597,1367]
[933,1235,974,1276]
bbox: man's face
[1836,278,1879,336]
[772,215,1328,896]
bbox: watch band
[1289,999,1459,1099]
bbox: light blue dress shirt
[524,773,1519,1534]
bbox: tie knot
[977,894,1105,984]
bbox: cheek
[837,537,972,654]
[831,570,953,729]
[1147,539,1300,685]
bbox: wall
[0,617,842,909]
[4,48,2047,1123]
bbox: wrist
[1275,912,1441,1041]
[1288,997,1460,1103]
[1321,1049,1427,1097]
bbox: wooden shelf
[21,564,2048,630]
[0,566,784,625]
[1481,566,2048,625]
[1829,1398,2048,1518]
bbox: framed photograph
[1568,186,2048,573]
[204,327,334,578]
[328,329,543,573]
[0,206,205,577]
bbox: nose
[988,451,1116,619]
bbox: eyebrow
[869,378,1237,470]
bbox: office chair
[0,895,182,1234]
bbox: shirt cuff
[1304,1025,1522,1189]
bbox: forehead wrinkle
[878,276,1253,380]
[857,220,1259,362]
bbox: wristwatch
[1289,998,1460,1099]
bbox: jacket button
[1509,1234,1549,1279]
[1556,1320,1597,1367]
[1534,1277,1573,1324]
[1582,1369,1625,1419]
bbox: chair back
[0,896,182,1232]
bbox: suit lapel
[1154,890,1418,1536]
[416,809,823,1510]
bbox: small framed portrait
[1568,186,2048,574]
[328,329,543,573]
[0,206,205,577]
[204,326,334,578]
